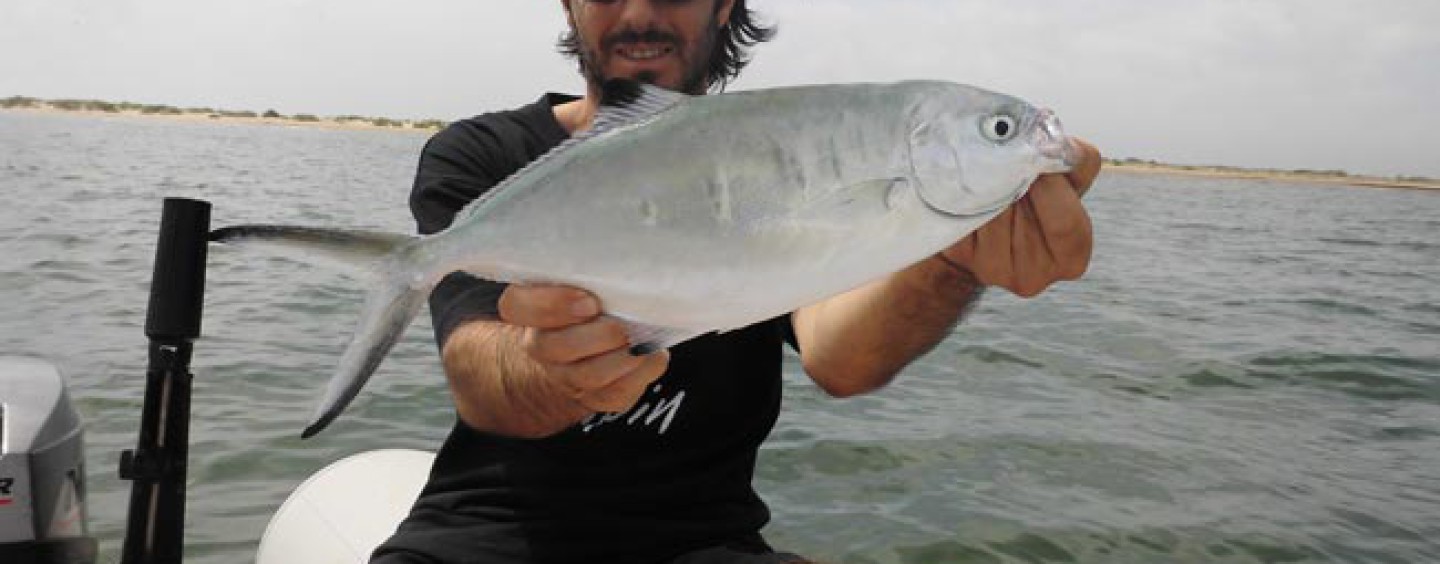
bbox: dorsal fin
[450,81,691,227]
[592,79,690,134]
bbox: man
[373,1,1101,562]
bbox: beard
[576,17,721,95]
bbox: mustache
[602,28,681,51]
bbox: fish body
[213,80,1076,436]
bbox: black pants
[667,533,808,563]
[370,533,809,564]
[666,547,807,563]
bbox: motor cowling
[0,356,97,564]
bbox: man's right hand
[441,284,669,438]
[496,284,670,415]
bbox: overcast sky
[2,0,1437,177]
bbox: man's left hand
[940,138,1102,297]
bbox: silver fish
[212,80,1076,437]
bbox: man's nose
[616,0,661,30]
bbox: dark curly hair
[558,0,777,93]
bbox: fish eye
[981,114,1018,143]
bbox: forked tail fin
[210,225,434,438]
[301,267,430,438]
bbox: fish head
[907,89,1076,217]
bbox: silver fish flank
[211,80,1076,437]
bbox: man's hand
[497,284,670,414]
[941,138,1102,296]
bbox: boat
[0,356,96,564]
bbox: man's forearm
[794,254,983,397]
[441,319,592,438]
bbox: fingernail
[629,343,657,356]
[572,296,599,317]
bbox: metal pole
[119,198,210,564]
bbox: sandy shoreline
[1,104,440,134]
[1106,162,1440,191]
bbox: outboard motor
[0,356,97,564]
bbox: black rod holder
[119,197,211,564]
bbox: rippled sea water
[2,110,1437,563]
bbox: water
[3,110,1438,563]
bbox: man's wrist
[444,321,590,438]
[931,253,983,289]
[492,328,595,436]
[926,253,987,317]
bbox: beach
[0,100,441,134]
[1106,161,1440,191]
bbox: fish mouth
[1032,108,1076,173]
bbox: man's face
[563,0,735,95]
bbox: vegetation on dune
[1,95,41,108]
[139,104,183,115]
[45,98,121,112]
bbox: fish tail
[302,258,432,438]
[210,225,435,438]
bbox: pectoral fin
[786,177,910,229]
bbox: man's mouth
[615,43,675,61]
